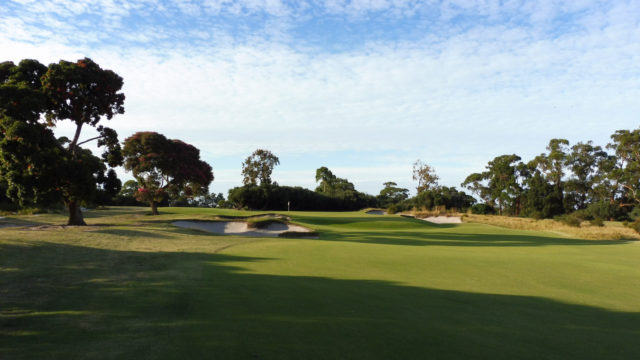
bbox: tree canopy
[242,149,279,186]
[123,131,214,215]
[0,58,124,225]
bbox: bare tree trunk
[67,200,86,226]
[150,201,159,215]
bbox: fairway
[1,207,639,359]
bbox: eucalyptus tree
[412,160,439,194]
[462,154,523,215]
[607,129,640,208]
[564,141,608,209]
[242,149,280,186]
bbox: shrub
[625,220,640,234]
[470,203,495,215]
[590,217,604,227]
[555,214,581,227]
[387,204,398,214]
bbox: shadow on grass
[1,242,638,359]
[318,230,631,247]
[90,229,173,239]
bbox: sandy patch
[420,216,462,224]
[366,210,387,215]
[172,220,314,237]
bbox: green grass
[1,206,639,359]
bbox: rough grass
[463,213,640,240]
[1,207,639,359]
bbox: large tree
[123,131,214,215]
[462,154,523,215]
[607,129,640,207]
[0,58,124,225]
[242,149,279,186]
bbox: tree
[315,166,337,193]
[122,132,214,215]
[242,149,279,186]
[529,138,569,212]
[462,154,523,215]
[0,58,124,225]
[607,129,640,207]
[412,160,439,194]
[564,141,608,210]
[377,181,409,208]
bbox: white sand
[420,216,462,224]
[366,210,387,215]
[172,220,313,237]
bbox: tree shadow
[318,230,631,247]
[1,242,638,359]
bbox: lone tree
[123,132,213,215]
[0,58,124,225]
[242,149,279,186]
[412,160,439,194]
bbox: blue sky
[1,0,639,196]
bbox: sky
[1,0,639,197]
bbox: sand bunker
[420,216,462,224]
[172,220,314,237]
[366,210,387,215]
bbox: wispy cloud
[1,0,638,195]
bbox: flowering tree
[123,132,213,214]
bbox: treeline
[460,131,640,223]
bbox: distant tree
[242,149,279,186]
[0,58,124,225]
[412,160,439,194]
[377,181,409,207]
[94,169,122,205]
[564,141,608,210]
[607,129,640,207]
[462,154,522,215]
[123,132,214,215]
[529,139,569,212]
[315,166,337,193]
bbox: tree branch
[76,135,103,147]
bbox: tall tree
[0,58,124,225]
[462,154,522,215]
[315,166,337,194]
[242,149,279,186]
[412,160,439,194]
[564,141,608,210]
[123,132,214,215]
[607,129,640,207]
[529,138,569,212]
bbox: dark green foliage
[122,132,214,214]
[377,182,409,208]
[462,154,523,215]
[521,171,564,219]
[228,184,377,211]
[0,58,125,225]
[555,213,582,227]
[584,201,627,221]
[470,203,495,215]
[413,186,476,211]
[242,149,279,186]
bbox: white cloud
[1,0,639,195]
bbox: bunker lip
[172,220,317,238]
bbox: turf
[1,207,639,359]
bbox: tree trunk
[150,201,159,215]
[67,200,86,226]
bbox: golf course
[1,207,638,359]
